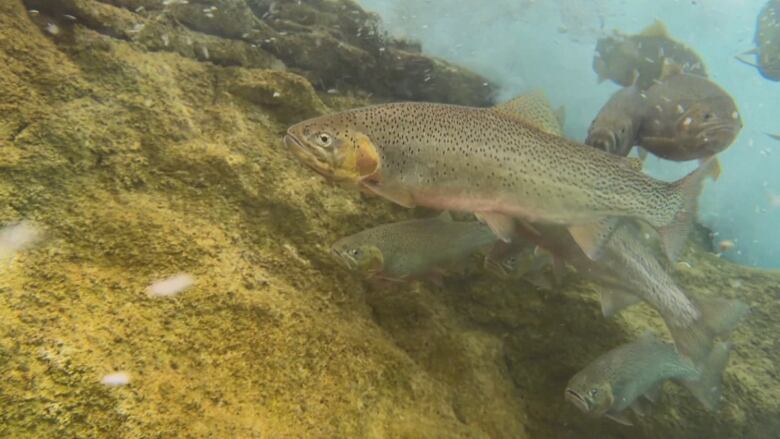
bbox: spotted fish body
[748,0,780,81]
[330,213,496,282]
[565,333,728,425]
[639,72,742,161]
[286,101,717,262]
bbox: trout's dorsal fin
[639,19,669,38]
[494,90,563,135]
[437,210,454,222]
[659,60,684,80]
[555,105,567,131]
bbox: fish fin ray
[361,182,416,208]
[475,212,515,242]
[681,341,731,411]
[659,158,720,262]
[568,218,621,261]
[639,19,670,38]
[606,411,634,426]
[669,295,748,362]
[600,288,642,318]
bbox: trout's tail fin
[682,341,732,411]
[668,295,748,363]
[658,158,721,262]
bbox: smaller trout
[566,333,731,425]
[639,68,742,161]
[331,212,497,282]
[586,86,646,156]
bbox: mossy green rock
[1,0,779,438]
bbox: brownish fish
[586,85,646,156]
[594,20,708,90]
[639,66,742,161]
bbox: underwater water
[1,0,780,438]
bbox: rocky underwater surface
[0,0,778,437]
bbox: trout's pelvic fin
[361,182,416,208]
[568,217,621,261]
[476,212,516,243]
[600,288,642,318]
[658,157,720,262]
[606,411,634,426]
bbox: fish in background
[639,66,742,162]
[736,0,780,81]
[483,239,557,289]
[767,132,780,142]
[585,85,646,156]
[330,212,497,282]
[565,332,732,425]
[285,93,718,263]
[594,20,708,90]
[586,65,741,163]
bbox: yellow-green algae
[0,0,778,438]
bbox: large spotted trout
[284,98,717,261]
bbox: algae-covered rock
[1,0,780,438]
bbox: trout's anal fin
[475,212,515,242]
[568,218,620,261]
[600,288,642,318]
[606,411,634,426]
[361,182,416,208]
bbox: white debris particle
[326,88,338,94]
[45,23,60,35]
[201,46,209,59]
[682,117,692,127]
[128,23,145,34]
[101,371,131,386]
[28,9,39,16]
[273,91,281,98]
[146,273,194,297]
[0,221,42,259]
[63,14,77,21]
[676,104,684,113]
[161,34,170,47]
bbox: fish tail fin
[682,341,732,411]
[668,296,749,363]
[659,158,720,261]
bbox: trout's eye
[349,248,361,257]
[589,389,599,398]
[314,132,333,148]
[703,113,713,121]
[505,256,517,266]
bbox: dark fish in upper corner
[594,20,708,90]
[638,65,742,162]
[736,0,780,81]
[330,212,497,282]
[586,85,646,156]
[285,95,718,263]
[767,132,780,142]
[565,333,732,426]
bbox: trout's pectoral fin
[600,288,642,318]
[568,218,620,261]
[475,212,516,242]
[361,182,416,208]
[606,411,634,426]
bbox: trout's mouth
[693,121,741,152]
[565,388,592,413]
[284,133,335,178]
[587,129,617,154]
[330,247,357,270]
